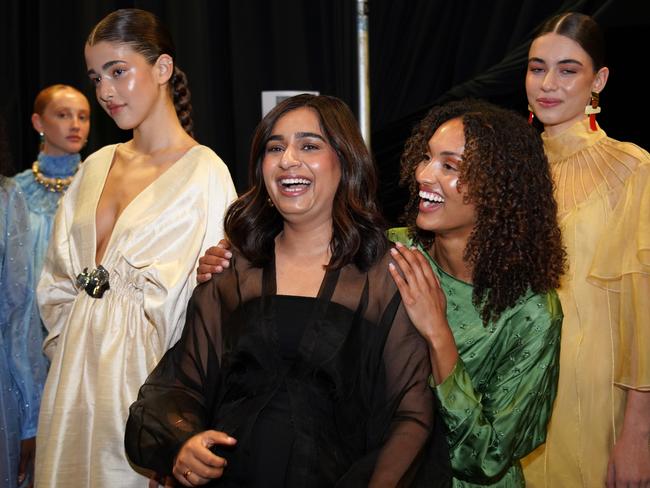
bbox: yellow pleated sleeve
[588,155,650,390]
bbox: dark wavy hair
[401,99,566,324]
[87,8,194,136]
[534,12,605,71]
[225,94,387,271]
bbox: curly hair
[400,99,565,324]
[225,94,387,271]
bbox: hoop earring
[527,105,534,125]
[585,92,601,131]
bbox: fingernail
[225,251,232,258]
[389,262,395,269]
[390,248,397,255]
[395,241,404,248]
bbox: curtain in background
[369,0,650,221]
[0,0,355,188]
[1,0,647,223]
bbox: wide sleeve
[0,182,48,439]
[37,194,78,360]
[338,264,450,486]
[125,267,227,475]
[588,158,650,390]
[370,300,450,486]
[434,292,562,483]
[141,154,236,352]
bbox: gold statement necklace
[32,160,75,192]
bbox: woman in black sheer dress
[125,94,449,487]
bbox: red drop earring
[585,92,601,131]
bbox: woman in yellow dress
[522,12,650,488]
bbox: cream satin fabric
[523,119,650,487]
[35,144,237,487]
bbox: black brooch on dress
[76,265,110,298]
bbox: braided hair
[170,66,193,137]
[87,8,194,136]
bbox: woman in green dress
[387,99,565,487]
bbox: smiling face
[262,107,341,225]
[526,32,608,136]
[415,117,476,240]
[32,88,90,156]
[84,41,168,130]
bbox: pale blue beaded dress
[4,152,78,487]
[13,152,80,280]
[0,176,47,488]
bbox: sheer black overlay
[125,247,450,487]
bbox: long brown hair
[225,94,387,271]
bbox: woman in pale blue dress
[13,84,91,289]
[0,118,48,488]
[3,86,89,487]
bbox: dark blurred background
[2,0,648,223]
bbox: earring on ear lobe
[39,132,45,151]
[267,197,274,208]
[585,92,601,131]
[527,105,534,125]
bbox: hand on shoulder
[197,239,232,283]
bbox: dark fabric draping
[369,0,650,222]
[125,248,451,486]
[1,1,648,222]
[0,0,355,190]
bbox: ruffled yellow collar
[542,118,607,163]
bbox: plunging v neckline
[92,143,200,266]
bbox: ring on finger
[184,469,192,479]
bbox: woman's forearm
[424,324,459,385]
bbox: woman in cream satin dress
[35,9,236,488]
[521,12,650,488]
